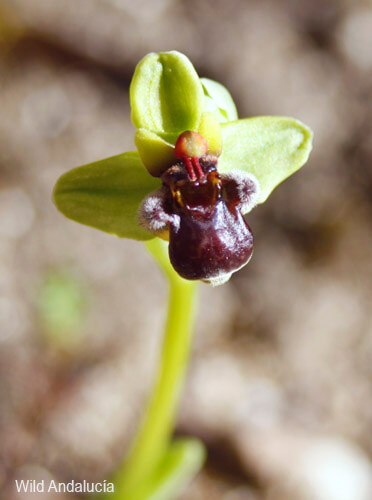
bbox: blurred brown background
[1,1,372,499]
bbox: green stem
[112,238,198,499]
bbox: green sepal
[130,51,204,135]
[53,152,161,240]
[219,116,313,203]
[201,77,238,122]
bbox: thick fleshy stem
[107,238,198,500]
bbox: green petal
[135,128,175,177]
[197,112,222,156]
[130,51,204,134]
[219,116,313,203]
[201,77,238,122]
[53,152,161,240]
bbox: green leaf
[130,51,204,134]
[115,439,206,500]
[53,152,161,240]
[201,77,238,122]
[145,439,206,500]
[219,116,313,204]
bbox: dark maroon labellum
[165,158,253,282]
[139,132,259,285]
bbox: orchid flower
[53,51,312,285]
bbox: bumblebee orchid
[54,51,312,285]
